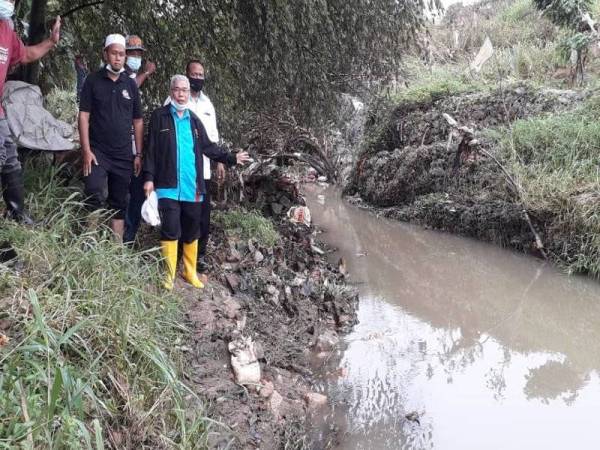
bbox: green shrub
[214,208,280,247]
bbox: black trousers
[83,162,131,220]
[198,182,212,257]
[158,198,202,243]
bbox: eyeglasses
[172,88,190,93]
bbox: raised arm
[22,16,61,64]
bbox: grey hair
[170,74,190,90]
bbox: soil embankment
[178,175,357,448]
[342,84,596,270]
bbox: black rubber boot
[1,170,34,226]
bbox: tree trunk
[23,0,48,84]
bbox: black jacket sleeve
[193,114,236,167]
[143,109,159,182]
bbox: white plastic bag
[287,206,311,226]
[141,191,161,227]
[229,335,261,385]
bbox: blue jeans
[124,173,145,243]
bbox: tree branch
[60,1,104,19]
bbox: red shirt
[0,20,25,116]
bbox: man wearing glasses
[165,59,224,272]
[145,75,249,290]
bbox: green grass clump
[214,209,280,247]
[498,0,537,24]
[45,88,79,126]
[0,160,209,448]
[389,65,482,105]
[496,98,600,275]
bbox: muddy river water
[304,185,600,450]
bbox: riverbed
[304,185,600,450]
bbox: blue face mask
[171,99,188,112]
[127,56,142,72]
[0,1,14,20]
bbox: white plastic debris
[141,191,161,226]
[228,335,261,385]
[287,206,311,226]
[470,36,494,73]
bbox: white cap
[104,34,126,49]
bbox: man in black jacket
[143,75,249,290]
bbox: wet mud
[172,180,358,449]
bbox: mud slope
[345,84,590,262]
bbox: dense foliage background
[12,0,436,138]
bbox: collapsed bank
[338,83,600,277]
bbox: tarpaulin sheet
[2,81,77,152]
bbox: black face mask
[189,77,204,93]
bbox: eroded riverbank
[305,185,600,450]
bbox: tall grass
[0,159,210,448]
[496,98,600,275]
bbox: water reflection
[305,185,600,450]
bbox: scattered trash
[338,257,347,277]
[229,335,261,386]
[270,390,285,418]
[287,206,312,226]
[317,194,325,205]
[0,333,9,348]
[314,329,339,353]
[304,392,328,411]
[225,273,241,293]
[254,250,265,264]
[311,244,325,255]
[259,380,275,398]
[0,241,17,264]
[405,411,421,425]
[469,36,493,73]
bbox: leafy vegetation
[0,160,209,448]
[44,88,78,125]
[17,0,436,134]
[532,0,595,84]
[390,66,482,104]
[213,209,280,248]
[496,98,600,274]
[533,0,592,27]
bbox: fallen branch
[244,113,337,182]
[443,113,548,259]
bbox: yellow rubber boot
[182,240,204,288]
[160,240,178,290]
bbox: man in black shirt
[78,34,143,241]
